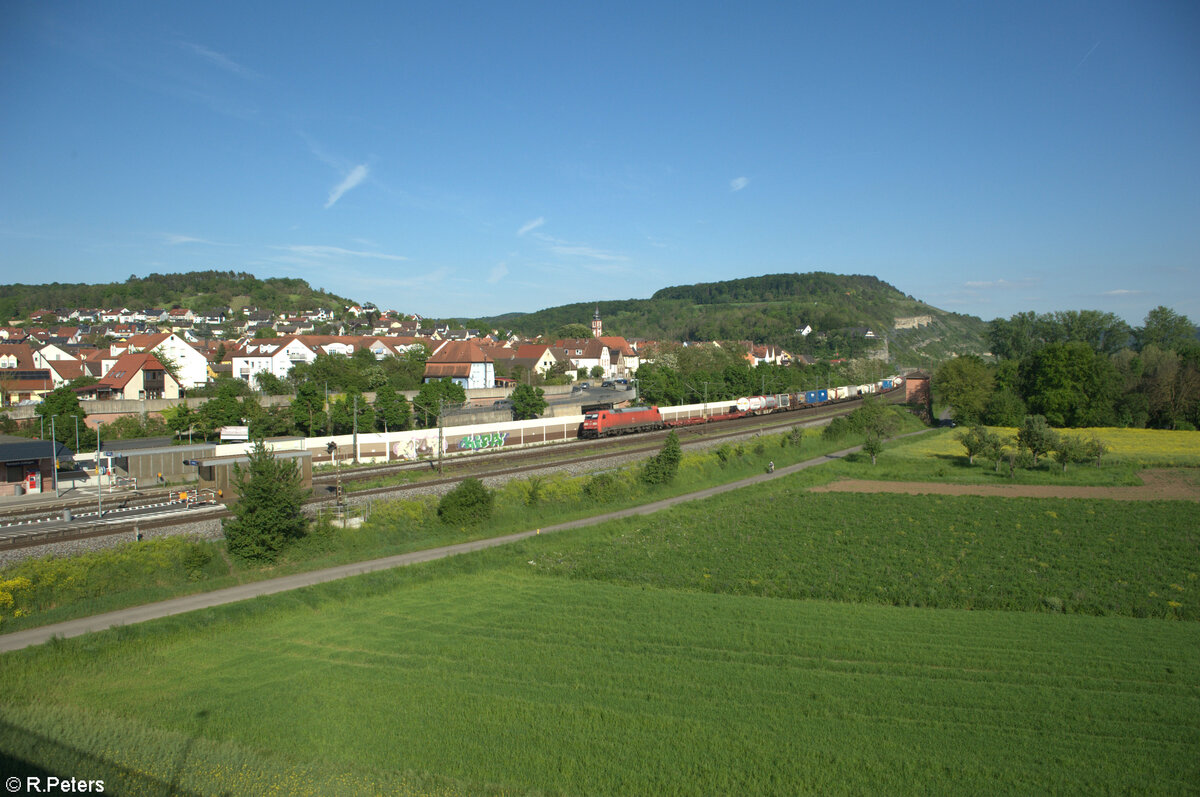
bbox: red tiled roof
[428,340,492,364]
[423,363,472,378]
[515,344,553,359]
[46,360,84,381]
[0,344,37,369]
[97,352,167,390]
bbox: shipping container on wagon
[817,389,829,402]
[881,379,893,389]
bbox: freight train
[580,376,904,438]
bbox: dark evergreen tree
[641,431,682,485]
[223,440,310,563]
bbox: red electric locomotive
[581,406,666,438]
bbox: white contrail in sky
[1074,40,1101,71]
[325,164,369,208]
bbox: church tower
[591,305,602,338]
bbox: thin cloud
[547,244,628,262]
[730,176,749,192]
[325,164,369,209]
[162,233,223,246]
[180,42,262,80]
[276,244,406,261]
[488,262,509,284]
[532,231,628,262]
[517,217,545,236]
[1102,289,1143,296]
[963,278,1039,289]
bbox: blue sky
[2,1,1197,325]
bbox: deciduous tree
[373,382,411,432]
[413,379,466,428]
[1137,306,1195,352]
[510,383,547,420]
[1017,415,1058,466]
[934,355,994,425]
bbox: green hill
[0,271,353,322]
[474,272,987,367]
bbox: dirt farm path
[809,468,1200,501]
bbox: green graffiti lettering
[459,432,508,451]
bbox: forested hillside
[0,271,352,321]
[474,272,988,366]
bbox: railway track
[0,395,894,553]
[316,398,871,486]
[0,487,191,528]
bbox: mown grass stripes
[3,570,1197,795]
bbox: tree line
[936,306,1199,430]
[634,342,889,406]
[0,271,353,323]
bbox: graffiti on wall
[391,436,441,461]
[457,431,508,451]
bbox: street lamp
[71,414,80,455]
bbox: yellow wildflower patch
[901,426,1200,466]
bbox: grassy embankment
[1,455,1197,794]
[0,412,922,633]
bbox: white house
[423,341,494,389]
[230,337,319,389]
[119,332,211,389]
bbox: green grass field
[532,490,1200,619]
[2,464,1198,794]
[0,424,879,633]
[3,567,1197,796]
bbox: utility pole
[437,397,444,475]
[352,394,359,463]
[50,415,59,497]
[72,415,80,455]
[96,421,103,518]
